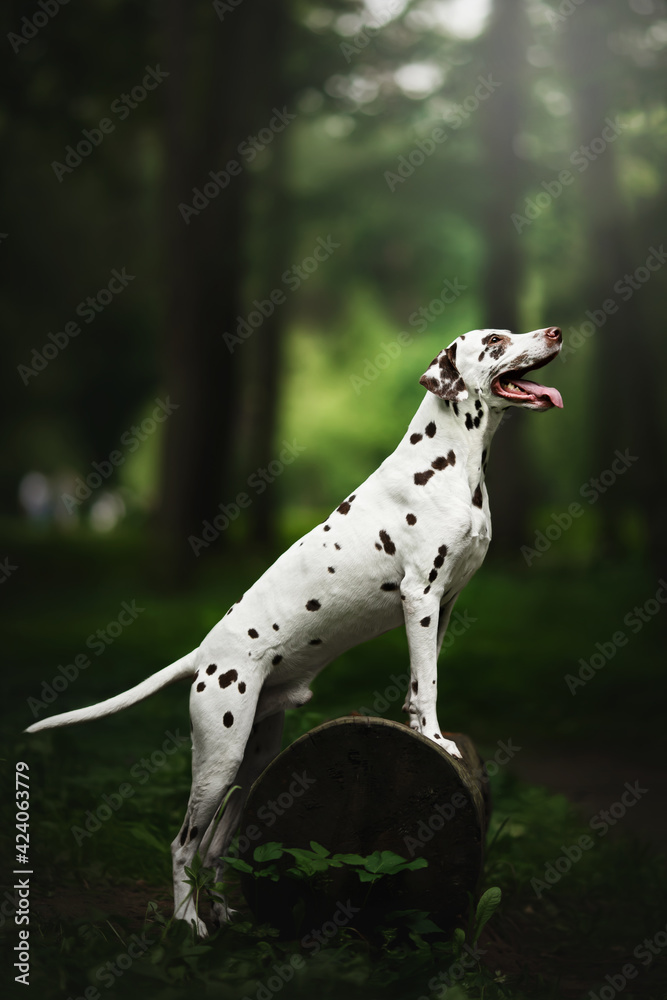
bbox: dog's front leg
[400,583,461,758]
[436,593,460,657]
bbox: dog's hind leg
[202,710,286,927]
[201,682,313,925]
[171,665,264,937]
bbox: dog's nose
[544,327,562,341]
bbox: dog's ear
[419,343,468,401]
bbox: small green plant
[471,885,502,943]
[221,839,428,886]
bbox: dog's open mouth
[491,355,563,410]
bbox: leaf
[255,864,281,879]
[253,842,284,863]
[282,847,335,875]
[283,847,318,861]
[287,854,332,876]
[357,870,382,882]
[332,853,367,866]
[309,841,330,857]
[220,856,253,874]
[389,910,441,934]
[404,857,429,871]
[218,784,242,816]
[189,852,204,874]
[285,866,308,880]
[473,886,502,943]
[361,851,384,873]
[365,851,413,874]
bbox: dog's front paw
[441,737,462,759]
[424,729,463,758]
[411,716,463,759]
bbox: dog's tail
[24,649,198,734]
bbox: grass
[1,527,665,998]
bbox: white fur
[26,326,561,936]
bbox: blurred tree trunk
[240,6,292,548]
[159,0,291,576]
[565,0,666,567]
[477,0,533,553]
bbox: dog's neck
[405,390,505,497]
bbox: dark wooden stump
[236,717,491,937]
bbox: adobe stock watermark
[179,106,296,224]
[511,116,630,233]
[60,397,179,514]
[385,75,501,191]
[350,332,414,395]
[40,930,155,993]
[223,236,340,352]
[357,610,477,716]
[408,278,468,333]
[565,578,667,695]
[225,771,317,858]
[240,899,359,1000]
[7,0,69,55]
[560,245,667,363]
[17,267,136,385]
[189,439,306,556]
[51,67,169,182]
[91,931,155,992]
[521,448,638,565]
[350,277,467,395]
[403,738,521,857]
[27,600,145,719]
[590,917,667,1000]
[417,942,488,1000]
[71,730,190,845]
[212,0,244,21]
[0,558,18,585]
[545,0,587,27]
[531,780,648,899]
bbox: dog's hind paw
[190,916,209,939]
[211,898,238,927]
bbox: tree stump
[236,716,491,937]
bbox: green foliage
[221,840,428,886]
[4,524,666,1000]
[2,0,663,558]
[472,886,503,944]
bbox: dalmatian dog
[26,325,562,936]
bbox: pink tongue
[513,379,563,408]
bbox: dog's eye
[488,335,501,344]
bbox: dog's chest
[446,520,489,597]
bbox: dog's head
[420,327,563,411]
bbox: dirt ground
[511,745,667,846]
[23,746,667,999]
